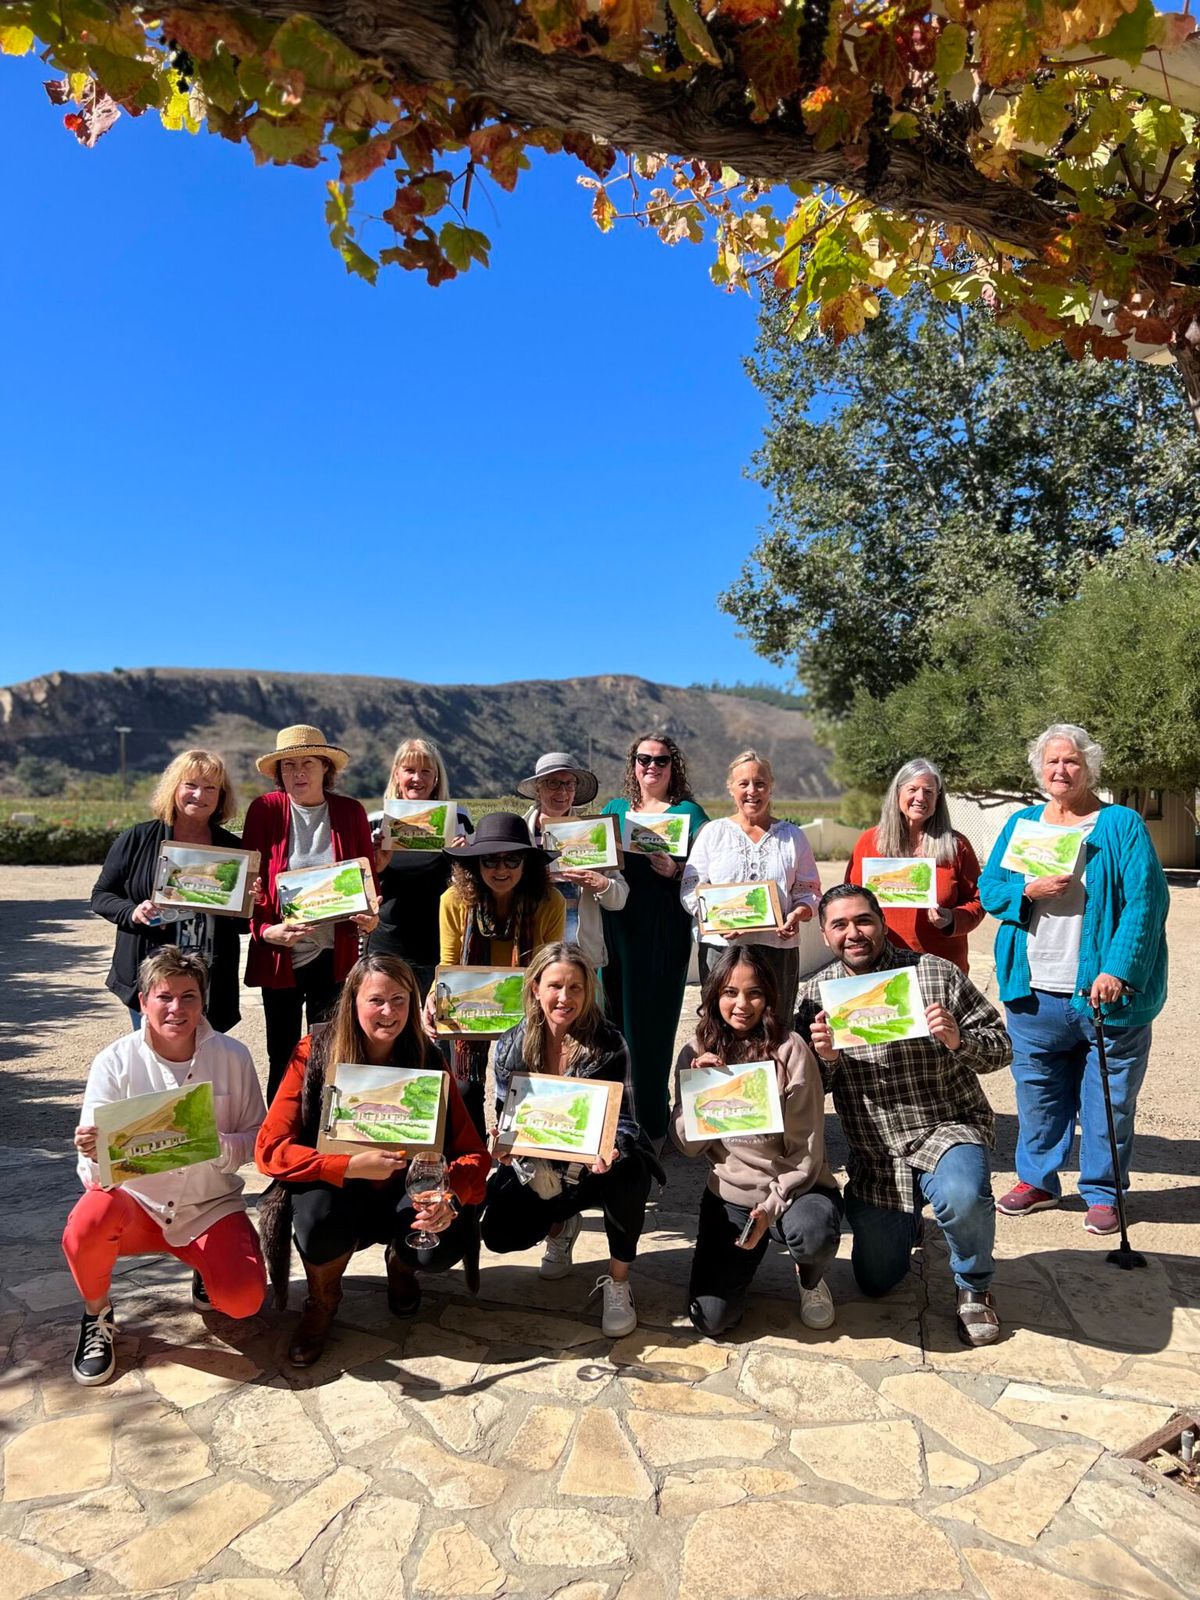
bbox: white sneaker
[595,1274,637,1337]
[539,1212,581,1280]
[798,1276,836,1330]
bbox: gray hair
[875,758,958,866]
[1028,724,1103,788]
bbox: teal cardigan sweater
[979,803,1169,1029]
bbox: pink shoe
[996,1182,1059,1217]
[1083,1204,1120,1236]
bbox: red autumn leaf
[717,0,781,23]
[339,134,394,185]
[739,21,804,118]
[563,131,616,178]
[382,183,426,235]
[467,124,517,162]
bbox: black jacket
[90,819,245,1031]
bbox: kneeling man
[796,886,1012,1346]
[64,948,267,1384]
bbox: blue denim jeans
[1005,990,1152,1207]
[128,1007,144,1031]
[844,1143,995,1295]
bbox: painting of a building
[697,1095,754,1118]
[122,1128,189,1158]
[455,999,503,1019]
[518,1107,577,1133]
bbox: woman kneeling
[256,954,489,1366]
[672,946,842,1337]
[482,943,661,1337]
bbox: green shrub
[0,823,122,866]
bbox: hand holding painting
[74,1125,99,1161]
[648,851,679,879]
[926,907,954,931]
[263,922,310,948]
[809,1012,840,1064]
[925,1004,962,1051]
[1024,874,1074,901]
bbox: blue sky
[2,61,794,694]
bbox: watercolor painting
[1001,819,1086,879]
[621,810,690,857]
[679,1061,784,1141]
[697,880,783,936]
[495,1072,620,1161]
[154,842,258,917]
[277,860,372,924]
[861,857,938,909]
[322,1063,445,1150]
[433,965,526,1037]
[95,1082,221,1188]
[542,814,620,872]
[818,966,931,1050]
[383,798,456,852]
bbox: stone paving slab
[3,1143,1200,1600]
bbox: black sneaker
[191,1271,212,1311]
[72,1305,116,1386]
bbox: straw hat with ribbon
[256,725,350,778]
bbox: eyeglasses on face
[540,777,576,791]
[635,753,671,769]
[480,853,525,871]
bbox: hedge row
[0,824,121,866]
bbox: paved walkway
[2,1135,1199,1600]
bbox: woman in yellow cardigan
[437,812,565,1133]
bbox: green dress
[600,796,709,1141]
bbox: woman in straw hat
[242,725,379,1099]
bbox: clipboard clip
[319,1084,341,1138]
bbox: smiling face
[174,769,221,827]
[717,961,768,1036]
[1041,738,1092,808]
[898,772,938,829]
[536,960,587,1033]
[729,761,772,824]
[394,759,436,800]
[139,973,204,1059]
[635,740,673,802]
[535,771,577,820]
[355,970,413,1061]
[279,754,328,805]
[820,894,887,973]
[480,853,525,901]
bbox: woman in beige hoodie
[671,945,842,1335]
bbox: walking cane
[1090,1001,1147,1271]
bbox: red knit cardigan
[846,826,984,975]
[241,789,379,989]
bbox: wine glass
[406,1153,448,1250]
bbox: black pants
[697,942,802,1028]
[482,1155,651,1265]
[262,951,340,1101]
[688,1182,844,1336]
[290,1177,470,1272]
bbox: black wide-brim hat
[444,810,551,862]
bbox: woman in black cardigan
[90,749,246,1032]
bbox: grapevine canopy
[6,0,1200,369]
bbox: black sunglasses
[480,853,525,870]
[635,753,671,769]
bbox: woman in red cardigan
[256,953,489,1365]
[242,725,379,1099]
[846,758,983,974]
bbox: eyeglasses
[635,753,671,769]
[480,853,525,870]
[540,777,576,791]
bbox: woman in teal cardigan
[979,723,1168,1237]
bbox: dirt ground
[2,865,1197,1225]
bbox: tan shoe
[288,1252,352,1367]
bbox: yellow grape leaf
[0,23,34,54]
[592,186,616,231]
[1013,81,1072,146]
[668,0,721,65]
[934,22,968,87]
[974,0,1063,87]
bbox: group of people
[66,719,1169,1385]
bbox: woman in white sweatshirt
[671,944,842,1336]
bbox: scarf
[452,899,537,1089]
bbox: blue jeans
[844,1143,995,1295]
[128,1008,144,1031]
[1005,991,1152,1207]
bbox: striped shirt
[795,943,1012,1212]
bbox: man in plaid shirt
[796,885,1012,1346]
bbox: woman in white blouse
[681,750,821,1023]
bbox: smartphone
[735,1214,757,1247]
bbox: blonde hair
[137,947,209,1002]
[386,737,450,801]
[150,749,236,827]
[727,748,774,787]
[520,942,605,1069]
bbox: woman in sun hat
[518,751,628,975]
[242,725,379,1100]
[427,812,566,1134]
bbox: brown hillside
[0,668,836,799]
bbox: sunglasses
[480,853,525,871]
[635,753,671,769]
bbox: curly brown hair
[621,731,695,805]
[448,854,553,918]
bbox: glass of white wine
[405,1153,449,1250]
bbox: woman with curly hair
[435,812,566,1134]
[601,733,708,1143]
[671,945,841,1336]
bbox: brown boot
[288,1252,352,1367]
[385,1244,421,1318]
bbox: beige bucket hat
[256,724,350,778]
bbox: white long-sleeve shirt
[78,1020,265,1245]
[523,804,629,967]
[681,817,822,949]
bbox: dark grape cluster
[164,37,194,91]
[797,0,833,96]
[662,10,684,73]
[863,89,892,195]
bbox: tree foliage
[723,291,1200,719]
[835,559,1200,796]
[6,0,1200,372]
